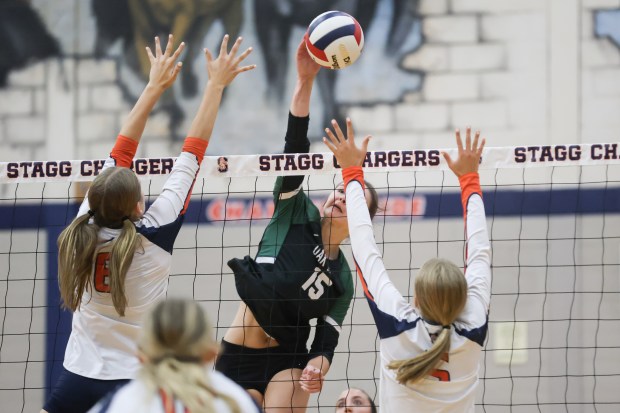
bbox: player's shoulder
[88,380,150,413]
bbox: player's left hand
[146,34,185,91]
[323,118,371,169]
[300,365,324,393]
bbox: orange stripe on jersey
[342,166,365,190]
[459,172,481,275]
[110,135,138,167]
[182,137,209,165]
[181,178,196,216]
[354,258,374,301]
[159,388,174,413]
[458,172,482,219]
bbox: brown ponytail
[57,167,142,315]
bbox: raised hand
[441,127,486,177]
[296,38,321,81]
[205,35,255,88]
[145,34,184,91]
[323,118,371,169]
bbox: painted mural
[0,0,422,154]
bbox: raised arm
[324,119,417,340]
[78,35,183,217]
[119,34,184,144]
[442,128,491,336]
[277,40,322,195]
[139,35,255,241]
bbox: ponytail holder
[122,216,130,222]
[87,210,96,217]
[443,325,451,330]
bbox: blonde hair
[387,258,467,384]
[57,167,142,316]
[139,299,241,413]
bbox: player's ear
[134,200,144,218]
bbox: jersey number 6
[94,252,111,293]
[302,270,332,300]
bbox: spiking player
[42,34,255,413]
[324,120,492,412]
[215,40,380,411]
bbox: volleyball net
[1,144,619,412]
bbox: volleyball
[304,10,364,70]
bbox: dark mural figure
[595,9,620,49]
[92,0,243,137]
[253,0,420,136]
[0,0,60,87]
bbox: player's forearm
[307,355,330,376]
[290,77,314,117]
[119,84,165,142]
[186,81,225,141]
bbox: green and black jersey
[227,113,354,363]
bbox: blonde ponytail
[388,258,467,385]
[143,359,241,413]
[57,212,99,311]
[140,299,241,413]
[388,326,452,384]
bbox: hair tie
[87,210,95,217]
[122,216,130,222]
[443,325,451,330]
[150,354,202,365]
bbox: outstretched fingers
[219,34,230,57]
[228,36,242,58]
[345,117,355,143]
[331,119,346,142]
[170,41,185,62]
[146,46,155,63]
[455,128,464,154]
[234,46,253,67]
[154,36,163,57]
[163,34,174,56]
[477,137,486,157]
[204,48,213,63]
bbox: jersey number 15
[301,270,332,300]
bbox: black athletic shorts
[43,366,129,413]
[215,340,308,395]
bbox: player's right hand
[205,35,256,88]
[145,34,184,91]
[442,127,486,178]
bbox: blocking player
[324,119,491,412]
[42,34,254,413]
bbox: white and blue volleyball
[304,11,364,70]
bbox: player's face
[323,184,373,223]
[335,388,373,413]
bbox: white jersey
[88,369,261,413]
[63,150,201,380]
[344,168,491,413]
